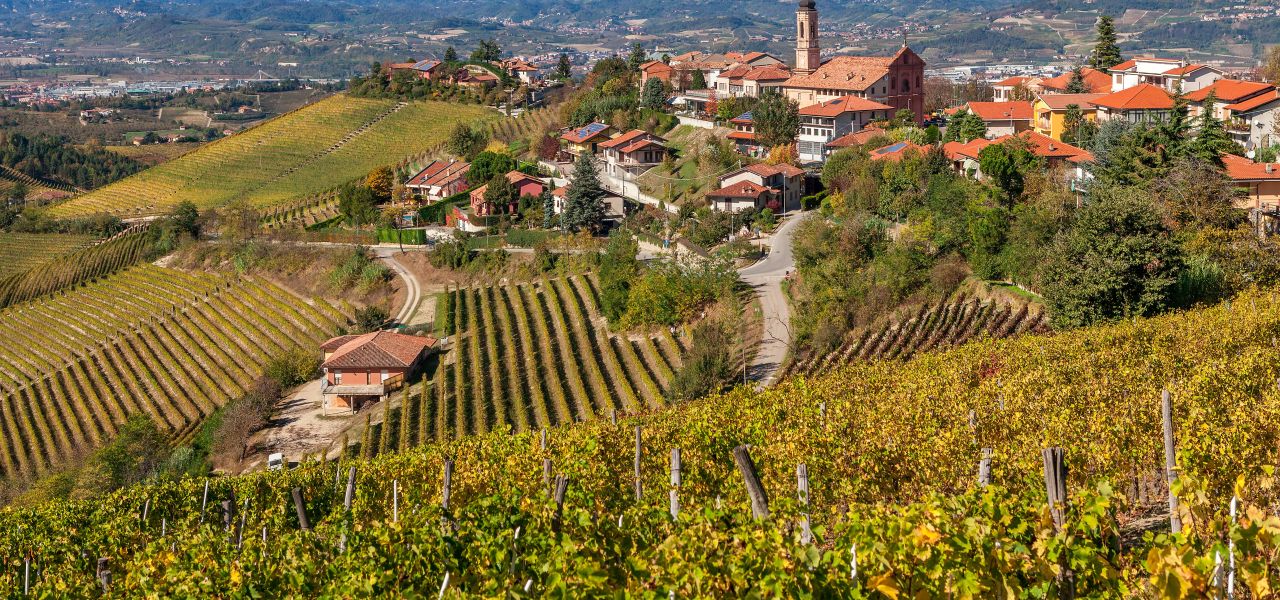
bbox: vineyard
[0,230,155,309]
[48,96,498,219]
[0,264,345,480]
[399,276,683,445]
[785,296,1049,378]
[1,288,1279,594]
[0,233,94,279]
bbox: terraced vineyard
[49,96,498,218]
[376,275,683,449]
[489,107,558,143]
[0,264,345,480]
[785,297,1049,379]
[0,233,95,279]
[0,230,154,309]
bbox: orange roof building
[797,95,893,163]
[782,45,925,126]
[965,101,1034,136]
[1223,154,1280,217]
[321,331,438,411]
[1039,68,1112,94]
[1091,84,1175,122]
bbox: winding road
[738,212,807,388]
[371,246,421,326]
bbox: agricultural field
[411,275,684,444]
[102,143,202,166]
[0,264,345,481]
[0,229,155,309]
[48,95,498,218]
[2,287,1279,593]
[0,233,95,279]
[785,296,1049,379]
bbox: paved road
[738,212,808,388]
[372,247,421,326]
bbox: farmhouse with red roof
[321,331,438,412]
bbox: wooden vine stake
[634,426,643,502]
[669,448,681,520]
[977,448,993,487]
[344,466,357,510]
[96,558,110,592]
[732,445,770,520]
[393,480,399,523]
[553,474,570,535]
[1161,390,1182,534]
[291,488,310,531]
[199,479,209,524]
[797,464,813,545]
[543,459,553,497]
[1042,447,1074,599]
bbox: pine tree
[557,53,572,80]
[562,153,606,233]
[690,69,707,90]
[444,46,458,63]
[1088,16,1123,70]
[1188,91,1235,166]
[641,77,666,110]
[1065,67,1089,93]
[628,42,647,72]
[541,189,556,229]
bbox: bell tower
[795,0,820,75]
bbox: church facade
[780,1,926,124]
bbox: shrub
[266,348,321,389]
[354,305,390,332]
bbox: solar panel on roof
[881,142,908,153]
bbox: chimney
[1268,164,1275,174]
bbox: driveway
[244,378,356,471]
[372,247,421,326]
[738,212,808,388]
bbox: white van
[267,453,285,471]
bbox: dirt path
[242,378,358,471]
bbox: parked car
[268,453,285,471]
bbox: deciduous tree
[754,90,800,148]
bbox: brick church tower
[795,0,820,75]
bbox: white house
[598,129,668,179]
[705,163,805,213]
[796,95,893,163]
[1226,90,1280,152]
[550,185,625,220]
[1108,57,1222,93]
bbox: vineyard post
[1042,447,1074,599]
[670,448,681,520]
[393,480,399,523]
[1161,390,1182,534]
[978,448,992,487]
[141,497,150,524]
[442,460,454,511]
[161,518,166,537]
[221,500,233,532]
[543,459,552,497]
[797,464,812,544]
[237,510,246,549]
[96,558,109,592]
[344,467,357,510]
[732,445,770,520]
[612,410,617,425]
[553,474,569,535]
[540,428,547,451]
[634,426,643,502]
[23,556,29,596]
[292,488,311,531]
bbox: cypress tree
[419,379,432,446]
[398,391,414,452]
[541,189,556,229]
[359,414,373,460]
[378,400,393,455]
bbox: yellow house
[1033,93,1104,141]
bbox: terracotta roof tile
[869,140,928,162]
[321,331,437,370]
[1223,154,1280,181]
[1039,68,1111,93]
[599,129,666,150]
[1225,90,1280,113]
[1035,93,1106,110]
[1185,79,1275,103]
[965,101,1034,121]
[825,126,887,148]
[1091,84,1173,110]
[993,76,1031,87]
[942,138,993,161]
[783,55,894,92]
[706,180,774,200]
[799,95,894,117]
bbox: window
[903,78,910,92]
[333,370,342,384]
[381,370,390,382]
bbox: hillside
[47,96,498,219]
[0,233,94,279]
[0,264,346,481]
[1,287,1276,594]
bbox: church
[780,0,926,125]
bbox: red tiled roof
[1165,64,1210,76]
[743,162,805,178]
[742,66,791,81]
[1013,130,1092,161]
[471,170,543,198]
[1035,93,1105,110]
[406,160,469,188]
[321,331,437,370]
[1223,154,1280,181]
[719,64,753,79]
[993,76,1031,87]
[1108,59,1137,72]
[965,101,1034,121]
[869,140,928,162]
[783,55,894,92]
[727,130,757,141]
[942,138,993,161]
[825,126,887,148]
[1185,79,1275,103]
[1091,84,1173,110]
[706,180,774,200]
[599,129,666,150]
[799,95,894,117]
[1039,68,1111,93]
[560,123,612,144]
[1108,57,1183,72]
[640,61,673,74]
[1225,90,1280,113]
[619,139,665,154]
